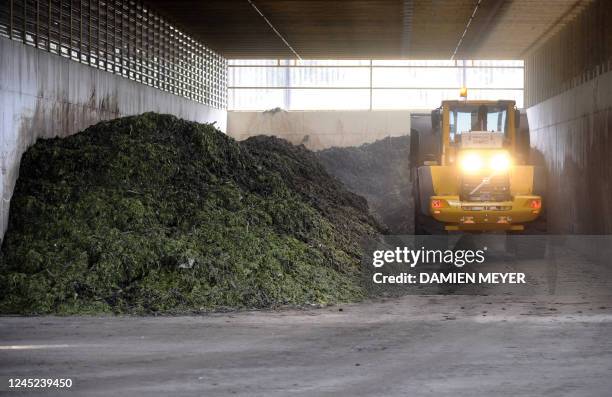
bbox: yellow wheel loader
[411,99,545,234]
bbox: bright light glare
[490,152,511,172]
[228,59,524,110]
[460,153,483,173]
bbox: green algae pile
[317,135,413,234]
[0,113,381,314]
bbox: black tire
[523,211,548,234]
[526,166,547,234]
[413,188,447,235]
[533,166,547,199]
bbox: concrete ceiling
[144,0,587,59]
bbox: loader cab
[431,100,524,166]
[448,104,509,145]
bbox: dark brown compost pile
[317,135,413,234]
[0,113,381,314]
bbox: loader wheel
[526,166,547,234]
[413,167,447,235]
[533,166,547,199]
[413,194,446,235]
[523,209,548,234]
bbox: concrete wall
[227,110,411,150]
[527,70,612,234]
[524,0,612,108]
[0,38,226,239]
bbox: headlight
[490,152,511,172]
[460,153,483,173]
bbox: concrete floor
[2,240,612,396]
[1,294,612,396]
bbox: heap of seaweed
[317,135,413,234]
[0,113,381,314]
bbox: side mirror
[431,109,441,133]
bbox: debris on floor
[0,113,381,314]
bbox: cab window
[449,105,508,144]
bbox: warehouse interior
[2,0,611,235]
[1,0,612,395]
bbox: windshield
[449,105,508,144]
